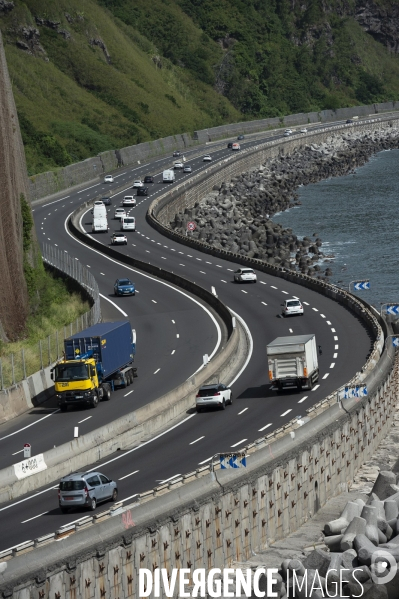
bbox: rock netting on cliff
[169,127,399,279]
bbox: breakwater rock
[169,126,399,278]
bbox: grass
[0,270,90,388]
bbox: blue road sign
[220,453,247,469]
[386,305,399,316]
[353,280,370,291]
[392,337,399,348]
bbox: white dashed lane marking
[280,409,292,417]
[231,439,247,448]
[258,423,272,432]
[333,353,338,359]
[312,307,318,312]
[154,368,160,374]
[152,300,157,304]
[335,345,339,350]
[190,437,205,445]
[271,286,278,289]
[303,301,309,305]
[282,291,289,294]
[331,328,336,332]
[298,396,308,403]
[330,363,335,368]
[312,385,320,391]
[322,374,329,379]
[238,408,248,415]
[261,302,267,306]
[334,336,338,341]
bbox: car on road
[203,155,212,162]
[346,119,353,124]
[58,471,118,513]
[133,180,143,188]
[300,128,308,133]
[183,165,192,173]
[234,268,257,283]
[173,151,181,157]
[285,129,293,134]
[144,175,154,184]
[232,142,240,151]
[104,175,114,183]
[101,196,111,206]
[111,232,127,245]
[114,207,126,220]
[174,161,184,169]
[137,187,149,196]
[121,216,136,231]
[237,135,245,140]
[281,298,304,317]
[227,142,233,149]
[114,278,135,296]
[283,131,292,137]
[123,196,136,207]
[196,383,232,412]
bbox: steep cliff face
[0,29,31,340]
[355,0,399,53]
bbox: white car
[195,384,232,412]
[114,207,126,220]
[123,196,136,207]
[300,128,308,133]
[174,161,184,169]
[281,298,304,317]
[111,232,127,245]
[285,129,293,134]
[234,268,257,283]
[133,180,143,188]
[203,155,212,162]
[104,175,114,183]
[283,131,291,137]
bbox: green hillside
[2,0,399,174]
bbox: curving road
[0,124,373,551]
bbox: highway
[0,125,373,551]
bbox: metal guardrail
[0,245,100,389]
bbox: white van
[163,169,175,183]
[121,216,136,231]
[92,202,108,232]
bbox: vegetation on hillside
[2,0,399,174]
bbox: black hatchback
[137,187,149,196]
[227,142,233,148]
[144,175,154,184]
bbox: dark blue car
[114,278,135,296]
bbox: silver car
[234,268,257,283]
[58,471,118,513]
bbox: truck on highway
[163,169,175,183]
[267,334,319,392]
[51,322,137,411]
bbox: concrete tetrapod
[361,505,380,546]
[370,471,397,500]
[340,516,367,551]
[384,499,399,522]
[324,501,362,535]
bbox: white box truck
[267,334,319,392]
[163,169,175,183]
[92,203,109,233]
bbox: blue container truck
[51,321,137,411]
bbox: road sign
[353,280,370,291]
[338,385,368,400]
[220,452,247,469]
[386,305,399,316]
[23,443,31,459]
[392,337,399,348]
[187,221,196,231]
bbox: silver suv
[58,471,118,513]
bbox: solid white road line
[159,474,181,484]
[198,456,213,465]
[0,409,60,442]
[99,294,128,317]
[12,449,24,455]
[78,416,92,424]
[231,439,247,447]
[190,437,205,445]
[280,409,292,417]
[118,470,139,481]
[238,408,248,415]
[258,423,272,432]
[227,308,253,387]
